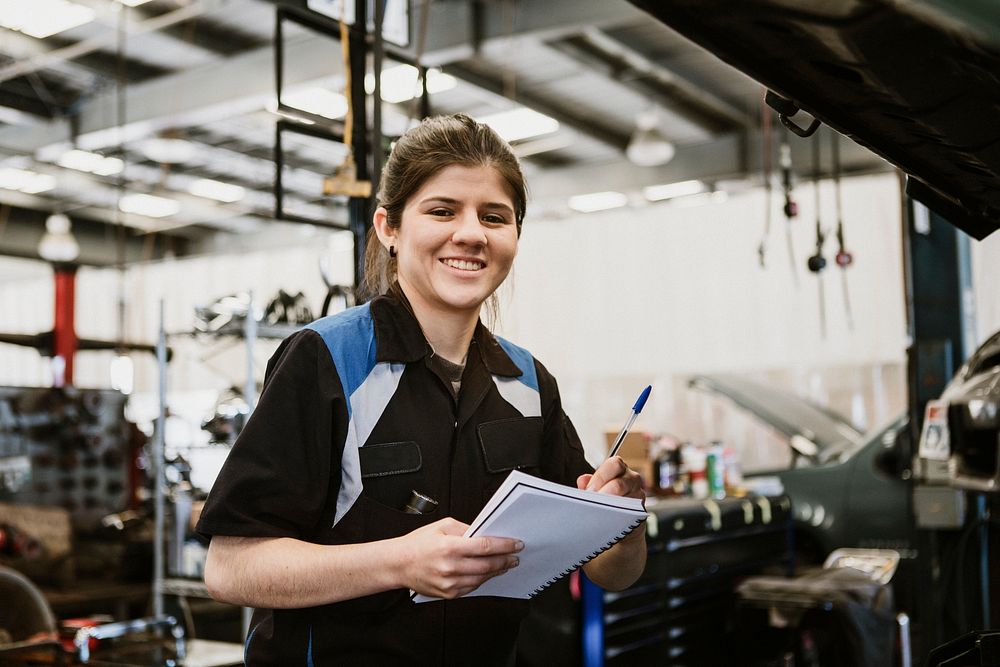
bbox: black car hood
[629,0,1000,240]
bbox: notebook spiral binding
[527,517,646,598]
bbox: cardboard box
[605,431,654,490]
[605,431,651,460]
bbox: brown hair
[359,113,527,305]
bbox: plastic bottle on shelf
[672,444,687,495]
[723,446,744,494]
[676,442,695,496]
[685,446,709,499]
[654,440,678,496]
[707,441,726,499]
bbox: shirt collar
[370,289,523,378]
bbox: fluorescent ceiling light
[115,0,153,5]
[139,137,196,164]
[188,178,245,203]
[281,88,348,120]
[567,191,628,214]
[477,108,559,143]
[0,0,95,38]
[0,167,56,194]
[58,149,124,176]
[119,193,180,218]
[365,64,457,104]
[643,179,706,202]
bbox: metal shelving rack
[153,293,299,634]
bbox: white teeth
[442,258,484,271]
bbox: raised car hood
[688,374,863,455]
[630,0,1000,240]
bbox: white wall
[972,228,1000,345]
[494,172,910,459]
[3,171,999,469]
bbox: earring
[389,245,397,258]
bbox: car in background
[687,375,916,604]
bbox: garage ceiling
[0,0,892,266]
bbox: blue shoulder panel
[305,303,377,418]
[496,336,539,392]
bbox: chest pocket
[358,441,424,514]
[478,417,543,499]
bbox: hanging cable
[831,131,855,330]
[115,3,128,357]
[779,128,799,286]
[757,96,773,268]
[807,133,827,337]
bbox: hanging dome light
[626,110,675,167]
[38,212,80,263]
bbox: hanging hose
[779,131,799,286]
[831,131,855,330]
[806,135,828,337]
[757,97,773,268]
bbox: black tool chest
[581,494,792,666]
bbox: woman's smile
[440,257,486,272]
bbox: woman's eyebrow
[418,197,514,214]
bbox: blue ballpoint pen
[607,385,652,459]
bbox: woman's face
[375,163,519,321]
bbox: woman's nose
[452,210,487,246]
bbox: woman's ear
[372,206,396,250]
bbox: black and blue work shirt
[197,291,593,666]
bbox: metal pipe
[241,291,256,638]
[896,612,911,667]
[74,615,183,664]
[153,299,167,619]
[978,493,990,630]
[52,265,78,386]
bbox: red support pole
[53,265,78,387]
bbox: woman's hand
[578,456,648,591]
[392,517,522,599]
[576,456,645,503]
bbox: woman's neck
[396,284,479,364]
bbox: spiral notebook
[412,470,647,602]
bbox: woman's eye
[482,214,508,224]
[429,208,452,217]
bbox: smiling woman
[371,163,520,362]
[196,113,646,666]
[362,114,528,318]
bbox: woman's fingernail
[514,540,524,551]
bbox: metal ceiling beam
[441,62,631,152]
[0,31,103,92]
[0,1,219,85]
[0,0,648,155]
[2,161,279,235]
[0,203,191,266]
[548,28,749,134]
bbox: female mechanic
[197,113,646,666]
